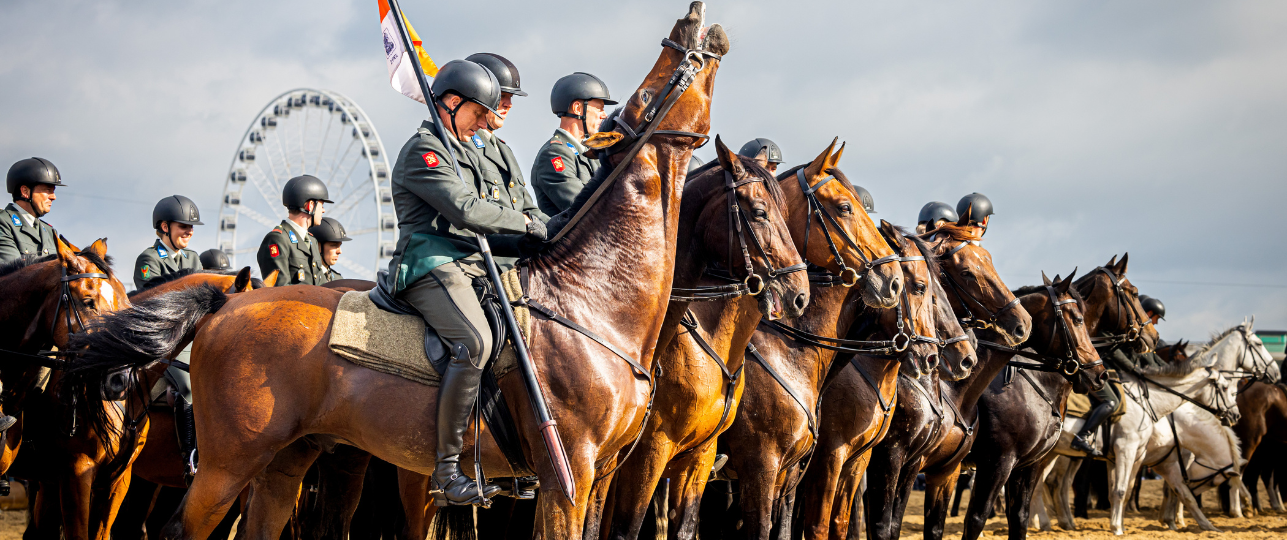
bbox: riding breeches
[1087,383,1118,408]
[399,254,492,369]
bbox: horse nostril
[961,356,977,370]
[888,276,903,296]
[1098,371,1109,382]
[927,354,940,370]
[1013,325,1026,339]
[794,293,808,311]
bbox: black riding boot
[1072,402,1113,457]
[432,344,500,506]
[174,400,198,481]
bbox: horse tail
[67,284,228,374]
[430,507,475,540]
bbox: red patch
[422,151,440,168]
[269,244,280,258]
[550,156,565,172]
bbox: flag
[379,0,437,104]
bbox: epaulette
[272,228,283,233]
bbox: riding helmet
[737,138,783,164]
[282,175,334,209]
[687,155,706,173]
[1139,295,1166,320]
[918,201,959,228]
[465,53,526,97]
[431,59,502,115]
[152,195,204,230]
[199,248,232,270]
[956,192,994,224]
[550,72,616,116]
[7,157,65,195]
[852,185,876,214]
[308,217,353,243]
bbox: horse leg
[160,446,279,540]
[239,438,324,540]
[961,454,1016,540]
[111,477,159,540]
[1029,454,1059,532]
[59,453,98,540]
[300,446,370,540]
[1002,465,1041,540]
[603,441,673,540]
[1055,456,1081,530]
[736,457,784,540]
[1105,441,1141,536]
[663,444,719,540]
[90,463,136,540]
[792,447,849,540]
[823,454,866,540]
[1269,460,1285,511]
[1154,456,1219,532]
[27,481,62,540]
[885,458,924,540]
[859,444,902,540]
[922,466,962,540]
[531,447,599,539]
[396,469,433,540]
[950,470,971,517]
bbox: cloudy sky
[1,0,1284,341]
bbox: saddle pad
[1065,380,1128,421]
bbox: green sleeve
[0,225,22,265]
[257,231,292,286]
[402,135,528,235]
[531,143,584,214]
[133,251,162,290]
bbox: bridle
[794,169,900,288]
[670,170,807,301]
[1088,266,1148,349]
[935,239,1022,331]
[985,285,1102,378]
[51,264,110,339]
[1218,325,1278,386]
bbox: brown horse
[793,227,969,540]
[861,224,1032,540]
[0,238,131,540]
[67,5,729,538]
[598,140,898,540]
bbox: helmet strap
[14,186,42,217]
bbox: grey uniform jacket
[133,239,200,290]
[0,203,57,264]
[257,219,332,286]
[531,129,599,216]
[474,130,548,269]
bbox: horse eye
[753,208,768,220]
[839,204,852,215]
[961,270,974,279]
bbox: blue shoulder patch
[156,245,169,259]
[565,142,579,155]
[9,214,20,227]
[287,230,299,244]
[471,134,486,149]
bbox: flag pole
[383,0,577,505]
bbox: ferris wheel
[219,88,395,280]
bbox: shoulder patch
[287,230,299,244]
[422,151,440,168]
[551,156,565,172]
[10,214,20,227]
[269,244,280,258]
[141,266,150,279]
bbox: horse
[597,139,894,540]
[859,222,1033,540]
[792,226,974,540]
[1154,405,1246,530]
[66,5,729,538]
[957,269,1110,540]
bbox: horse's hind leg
[1003,465,1041,540]
[396,468,433,540]
[299,445,371,540]
[238,438,325,540]
[161,446,280,540]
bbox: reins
[794,169,899,287]
[934,239,1022,332]
[981,284,1103,377]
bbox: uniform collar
[156,237,187,257]
[7,203,37,228]
[282,218,310,244]
[554,129,588,155]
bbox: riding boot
[173,400,198,482]
[0,415,16,434]
[1072,401,1114,457]
[432,343,500,506]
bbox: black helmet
[852,185,876,214]
[550,72,616,116]
[199,248,231,270]
[152,195,204,229]
[7,157,65,195]
[918,201,958,228]
[687,156,706,173]
[282,175,333,209]
[956,192,994,224]
[465,53,526,97]
[1139,295,1166,320]
[432,59,502,115]
[308,217,353,243]
[737,138,783,164]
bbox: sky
[0,0,1284,341]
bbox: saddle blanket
[328,288,526,387]
[1066,380,1128,421]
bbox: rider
[199,248,232,271]
[464,52,549,270]
[307,217,351,282]
[257,175,332,286]
[1140,295,1165,326]
[737,138,784,174]
[853,184,877,215]
[917,201,959,235]
[134,196,203,290]
[687,155,705,173]
[531,72,616,216]
[0,158,63,264]
[383,59,544,505]
[956,192,994,238]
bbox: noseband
[794,169,900,288]
[986,285,1103,378]
[936,240,1022,331]
[1088,266,1148,349]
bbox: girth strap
[746,344,816,441]
[675,311,744,456]
[516,297,649,381]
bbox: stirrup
[1071,435,1102,458]
[431,473,499,508]
[710,454,729,481]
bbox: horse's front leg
[663,442,720,540]
[1106,438,1142,536]
[922,465,962,540]
[1003,464,1042,540]
[59,453,98,540]
[1155,455,1219,532]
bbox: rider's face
[584,99,607,134]
[1149,313,1161,326]
[25,184,56,215]
[488,93,514,130]
[163,222,194,249]
[322,241,342,266]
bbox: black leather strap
[518,298,650,381]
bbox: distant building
[1257,330,1286,361]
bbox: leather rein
[981,284,1104,377]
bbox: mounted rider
[531,72,616,215]
[134,196,203,290]
[737,138,784,174]
[199,248,232,271]
[0,157,63,265]
[956,192,994,238]
[257,175,332,286]
[307,217,351,282]
[464,52,549,269]
[852,184,877,215]
[916,201,959,235]
[381,59,545,505]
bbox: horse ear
[1064,267,1079,285]
[957,204,973,226]
[879,219,904,250]
[1042,271,1052,286]
[830,141,846,167]
[85,238,109,259]
[713,135,746,178]
[803,137,838,180]
[1106,254,1118,268]
[234,267,253,292]
[1115,252,1130,275]
[1056,269,1077,295]
[264,269,281,287]
[55,235,78,266]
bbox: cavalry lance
[383,0,578,503]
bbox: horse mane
[1191,324,1245,359]
[1134,347,1220,376]
[78,250,115,278]
[129,268,262,297]
[0,254,56,277]
[1072,266,1108,291]
[922,223,982,243]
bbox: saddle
[1065,380,1128,422]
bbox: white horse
[1152,403,1246,531]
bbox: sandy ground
[0,478,1284,539]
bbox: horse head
[1024,270,1107,393]
[926,223,1031,346]
[877,221,940,378]
[928,247,977,381]
[682,136,809,320]
[40,237,129,348]
[1076,253,1159,354]
[778,138,902,309]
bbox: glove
[525,216,548,242]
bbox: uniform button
[512,198,518,204]
[509,182,515,188]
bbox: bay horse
[958,265,1132,540]
[67,5,730,538]
[859,223,1033,540]
[793,227,972,540]
[598,139,898,540]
